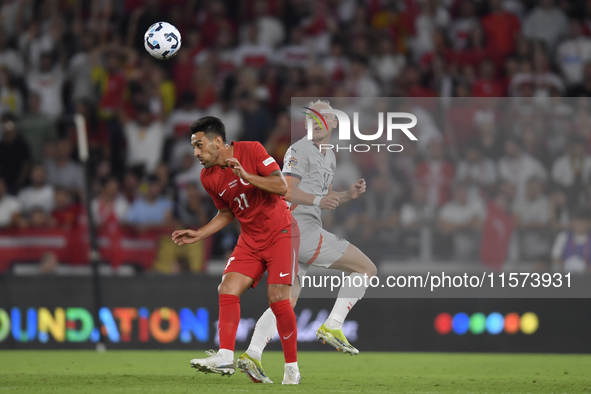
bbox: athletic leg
[217,272,254,357]
[324,243,376,331]
[246,275,301,361]
[190,271,253,375]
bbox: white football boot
[190,350,235,376]
[281,365,301,385]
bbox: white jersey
[282,137,336,228]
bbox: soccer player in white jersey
[236,100,377,383]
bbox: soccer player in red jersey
[172,116,300,385]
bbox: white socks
[218,348,234,360]
[246,272,369,360]
[246,307,277,361]
[325,272,368,330]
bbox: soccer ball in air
[144,22,182,60]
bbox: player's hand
[320,193,339,210]
[172,229,202,245]
[226,158,249,180]
[347,178,366,200]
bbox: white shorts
[297,226,350,281]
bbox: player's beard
[201,148,219,169]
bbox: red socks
[270,299,298,363]
[219,295,297,362]
[218,294,240,351]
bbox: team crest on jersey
[287,157,298,168]
[330,163,335,172]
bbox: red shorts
[223,220,300,288]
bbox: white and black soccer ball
[144,22,182,60]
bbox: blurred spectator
[126,0,163,50]
[265,111,291,167]
[155,163,174,199]
[234,23,273,68]
[568,62,591,97]
[18,20,55,72]
[438,183,486,231]
[275,27,311,68]
[448,0,478,51]
[197,0,236,48]
[26,207,54,229]
[400,183,436,229]
[17,93,57,164]
[359,173,401,261]
[552,136,591,205]
[26,51,64,118]
[549,188,570,231]
[177,182,209,227]
[472,59,505,97]
[481,0,521,58]
[456,143,497,195]
[513,177,550,229]
[512,177,551,265]
[91,177,129,227]
[346,56,380,98]
[123,170,141,204]
[415,141,455,208]
[410,0,450,62]
[208,97,243,143]
[498,137,547,201]
[0,33,24,78]
[523,0,568,54]
[123,105,165,174]
[67,30,96,106]
[93,45,133,172]
[174,154,203,195]
[166,91,202,172]
[556,20,591,87]
[322,40,349,84]
[126,176,173,228]
[0,67,22,116]
[51,188,80,231]
[0,113,31,192]
[249,0,285,48]
[371,36,406,87]
[475,112,504,160]
[44,138,83,192]
[18,165,54,215]
[238,93,273,142]
[193,65,218,110]
[438,182,486,261]
[0,177,21,228]
[552,207,591,273]
[166,91,201,139]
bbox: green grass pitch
[0,351,590,393]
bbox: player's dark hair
[190,116,227,144]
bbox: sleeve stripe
[283,172,302,180]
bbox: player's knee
[349,257,377,278]
[218,280,233,295]
[267,285,288,304]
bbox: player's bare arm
[172,207,235,245]
[285,176,339,209]
[226,158,288,196]
[329,179,367,204]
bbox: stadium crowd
[1,0,591,273]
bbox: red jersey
[200,141,291,250]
